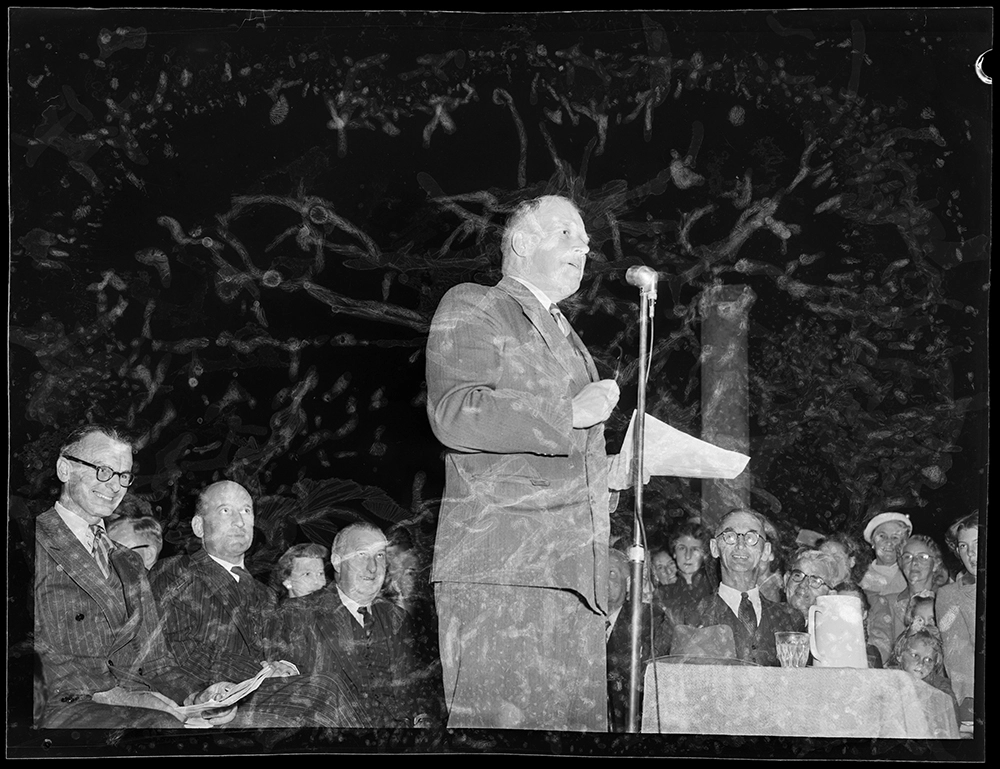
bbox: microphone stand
[626,280,655,733]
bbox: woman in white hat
[859,512,913,602]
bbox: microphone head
[625,265,659,288]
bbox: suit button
[108,660,114,667]
[75,614,85,621]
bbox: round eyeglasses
[62,454,135,487]
[899,552,936,565]
[787,569,829,590]
[716,529,764,547]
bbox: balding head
[192,480,254,565]
[332,523,388,606]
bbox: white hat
[863,512,913,544]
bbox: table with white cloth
[641,663,959,739]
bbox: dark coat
[271,585,421,727]
[150,547,374,728]
[678,591,805,666]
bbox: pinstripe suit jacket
[425,276,611,614]
[34,507,195,725]
[149,548,276,687]
[150,548,376,728]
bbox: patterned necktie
[358,605,374,639]
[738,591,757,633]
[90,524,112,579]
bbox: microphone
[625,265,659,295]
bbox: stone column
[699,284,756,532]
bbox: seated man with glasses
[784,549,840,620]
[668,509,803,666]
[34,423,237,728]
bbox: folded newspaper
[608,410,750,490]
[176,665,270,717]
[91,665,270,727]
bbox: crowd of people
[625,507,979,726]
[33,417,979,733]
[30,192,980,735]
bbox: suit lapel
[190,549,258,649]
[498,277,596,386]
[36,508,129,628]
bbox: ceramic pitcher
[807,594,869,669]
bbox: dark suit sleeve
[426,285,574,455]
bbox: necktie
[738,592,757,632]
[358,605,374,639]
[231,566,257,600]
[549,303,571,336]
[550,303,592,376]
[90,524,112,579]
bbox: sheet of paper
[608,410,750,489]
[175,665,270,716]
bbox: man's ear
[55,456,72,483]
[511,230,540,259]
[762,541,773,564]
[191,515,204,539]
[709,538,720,559]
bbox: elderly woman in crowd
[935,512,978,719]
[868,533,948,666]
[656,520,716,617]
[784,549,840,621]
[859,512,913,602]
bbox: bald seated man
[150,480,374,728]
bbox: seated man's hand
[184,683,239,727]
[572,379,620,429]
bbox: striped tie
[738,592,757,632]
[90,524,112,579]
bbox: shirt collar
[337,585,370,626]
[509,275,556,310]
[54,500,104,550]
[718,581,762,617]
[207,552,246,580]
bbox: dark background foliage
[8,8,989,757]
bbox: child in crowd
[887,627,958,718]
[903,591,937,634]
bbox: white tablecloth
[641,663,959,739]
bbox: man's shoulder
[433,279,525,318]
[760,595,803,627]
[372,596,408,622]
[683,592,726,624]
[149,551,201,596]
